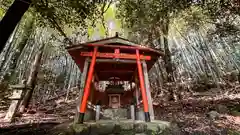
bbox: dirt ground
[0,87,239,135]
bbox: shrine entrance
[106,78,124,109]
[66,33,164,124]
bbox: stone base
[136,108,145,121]
[69,120,175,135]
[102,108,128,120]
[74,109,95,123]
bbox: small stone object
[207,111,220,120]
[216,104,229,114]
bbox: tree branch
[36,2,72,45]
[103,0,113,13]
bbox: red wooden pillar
[79,47,98,123]
[136,49,150,122]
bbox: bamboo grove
[0,0,239,109]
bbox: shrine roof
[65,35,164,80]
[66,36,164,55]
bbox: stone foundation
[102,108,128,120]
[67,120,176,135]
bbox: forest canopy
[0,0,239,103]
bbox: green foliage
[117,0,240,42]
[0,0,11,19]
[1,0,120,41]
[0,0,12,9]
[0,8,4,18]
[228,130,240,135]
[32,0,102,29]
[117,0,192,28]
[201,0,240,18]
[19,13,35,42]
[199,0,240,37]
[88,4,122,39]
[172,6,209,34]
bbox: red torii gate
[66,34,164,123]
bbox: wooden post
[142,61,154,120]
[4,82,26,122]
[79,47,98,123]
[136,49,150,122]
[89,76,95,103]
[134,76,140,107]
[74,57,89,124]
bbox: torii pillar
[78,47,98,124]
[142,61,154,120]
[136,50,150,122]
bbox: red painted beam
[88,44,144,50]
[98,70,134,74]
[80,52,151,60]
[85,43,163,56]
[98,70,134,73]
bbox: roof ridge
[85,36,138,45]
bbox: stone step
[69,120,174,135]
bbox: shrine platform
[68,120,176,135]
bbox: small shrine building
[66,33,164,123]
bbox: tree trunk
[19,42,45,113]
[3,16,34,82]
[161,14,174,82]
[160,13,177,101]
[65,61,74,101]
[0,0,31,53]
[0,23,19,71]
